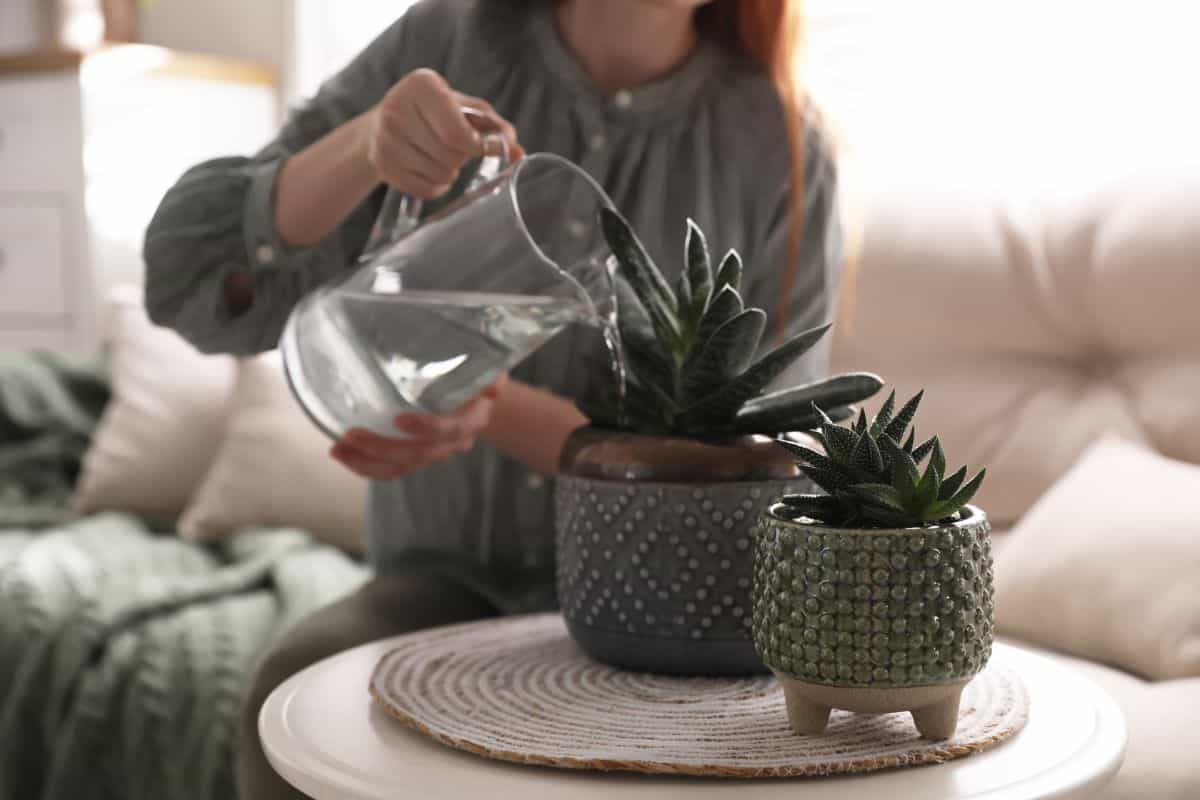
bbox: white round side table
[260,633,1125,800]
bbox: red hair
[697,1,809,339]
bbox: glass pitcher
[280,110,618,440]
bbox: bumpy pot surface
[555,428,811,676]
[751,504,994,737]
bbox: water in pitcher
[281,287,619,439]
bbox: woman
[144,0,842,796]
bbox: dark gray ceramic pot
[554,427,812,676]
[752,503,994,738]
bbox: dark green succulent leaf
[645,379,681,415]
[729,402,853,435]
[823,405,857,424]
[938,465,967,500]
[847,483,905,511]
[773,439,830,470]
[737,373,883,421]
[692,285,744,354]
[915,460,941,510]
[685,218,714,320]
[674,266,692,329]
[922,469,985,521]
[884,437,921,492]
[614,279,671,374]
[912,436,937,465]
[682,308,766,402]
[601,210,681,350]
[930,437,946,477]
[622,328,668,377]
[771,384,987,529]
[822,423,857,464]
[576,397,619,429]
[883,390,924,442]
[800,464,852,493]
[812,402,835,427]
[920,501,956,522]
[777,494,847,524]
[600,208,676,311]
[850,428,884,474]
[676,322,833,429]
[870,390,897,437]
[715,249,743,293]
[853,408,868,435]
[944,468,986,510]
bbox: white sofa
[831,132,1200,800]
[813,3,1200,793]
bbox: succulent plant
[582,209,882,438]
[775,390,986,528]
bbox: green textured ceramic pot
[751,503,994,739]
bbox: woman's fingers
[455,94,521,149]
[330,444,408,481]
[392,125,460,186]
[371,108,456,195]
[368,70,525,200]
[453,392,495,434]
[330,379,504,479]
[417,79,483,160]
[331,437,467,480]
[393,390,497,439]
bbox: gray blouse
[143,0,842,613]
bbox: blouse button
[255,244,276,265]
[526,474,546,491]
[567,220,587,239]
[589,132,608,152]
[613,90,634,110]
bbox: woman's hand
[361,68,523,199]
[331,378,507,481]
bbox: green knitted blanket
[0,353,370,799]
[0,351,108,528]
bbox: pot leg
[781,687,832,735]
[910,688,963,740]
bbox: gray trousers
[236,572,499,799]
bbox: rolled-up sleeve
[142,14,415,356]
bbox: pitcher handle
[361,107,514,263]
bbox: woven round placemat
[369,613,1029,778]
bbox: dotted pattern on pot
[555,477,809,642]
[752,510,994,689]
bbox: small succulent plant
[583,209,882,437]
[775,390,986,528]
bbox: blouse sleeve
[143,11,428,356]
[742,124,844,387]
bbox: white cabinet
[0,203,68,315]
[0,1,48,52]
[0,54,90,353]
[0,45,278,354]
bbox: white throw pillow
[179,352,368,556]
[994,436,1200,680]
[71,293,235,526]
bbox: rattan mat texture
[369,613,1029,778]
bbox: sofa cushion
[832,170,1200,526]
[1016,641,1200,800]
[71,291,235,526]
[179,352,367,555]
[993,437,1200,681]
